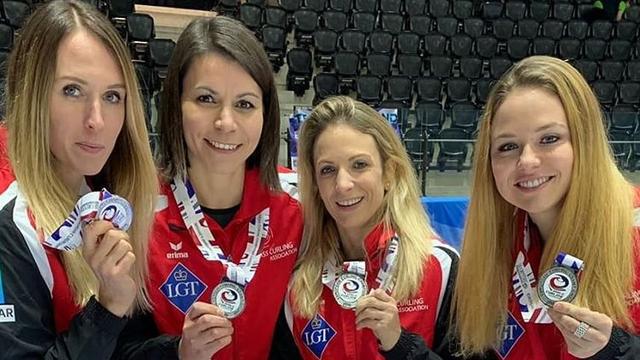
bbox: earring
[384,182,390,191]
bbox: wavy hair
[291,96,435,318]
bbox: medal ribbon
[512,213,584,323]
[46,188,133,251]
[172,176,269,286]
[321,235,400,292]
[555,252,584,276]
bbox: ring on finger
[573,321,590,339]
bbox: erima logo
[0,304,15,323]
[167,241,189,259]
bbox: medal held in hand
[211,281,246,319]
[332,272,368,309]
[538,252,583,307]
[333,272,367,309]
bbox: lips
[77,142,104,153]
[516,176,553,189]
[205,138,240,151]
[336,197,364,207]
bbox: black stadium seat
[517,19,539,40]
[286,47,313,96]
[397,54,424,78]
[352,11,376,34]
[380,13,404,35]
[321,10,347,32]
[356,75,383,106]
[366,53,391,77]
[313,73,339,105]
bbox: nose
[85,97,104,131]
[214,105,237,132]
[517,143,541,170]
[335,168,354,193]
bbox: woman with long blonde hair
[282,96,459,359]
[453,56,640,359]
[0,1,157,358]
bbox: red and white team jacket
[284,224,459,360]
[495,187,640,360]
[0,126,14,193]
[147,168,303,360]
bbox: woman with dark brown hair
[141,15,303,360]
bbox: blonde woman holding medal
[142,16,303,360]
[282,96,459,359]
[453,55,640,359]
[0,0,158,358]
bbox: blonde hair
[453,56,635,355]
[291,96,435,318]
[6,0,158,311]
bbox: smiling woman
[453,56,640,359]
[282,96,460,360]
[134,15,303,360]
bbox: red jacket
[147,168,303,360]
[285,225,458,360]
[497,187,640,360]
[0,126,14,193]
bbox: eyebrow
[194,86,261,100]
[57,75,125,90]
[316,153,373,165]
[493,122,568,141]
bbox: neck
[338,225,373,261]
[187,160,244,209]
[528,209,559,245]
[55,164,83,195]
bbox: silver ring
[573,321,590,339]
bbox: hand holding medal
[540,252,613,358]
[179,302,234,360]
[355,289,402,351]
[547,302,614,358]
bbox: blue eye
[498,143,518,152]
[63,85,81,97]
[197,95,214,103]
[237,100,256,110]
[104,91,123,104]
[541,135,559,144]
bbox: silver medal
[537,265,579,307]
[211,281,246,319]
[332,272,368,309]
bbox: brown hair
[156,16,281,190]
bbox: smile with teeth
[206,139,239,150]
[517,176,552,189]
[336,197,364,207]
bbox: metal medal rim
[538,265,578,307]
[211,281,246,319]
[332,272,368,309]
